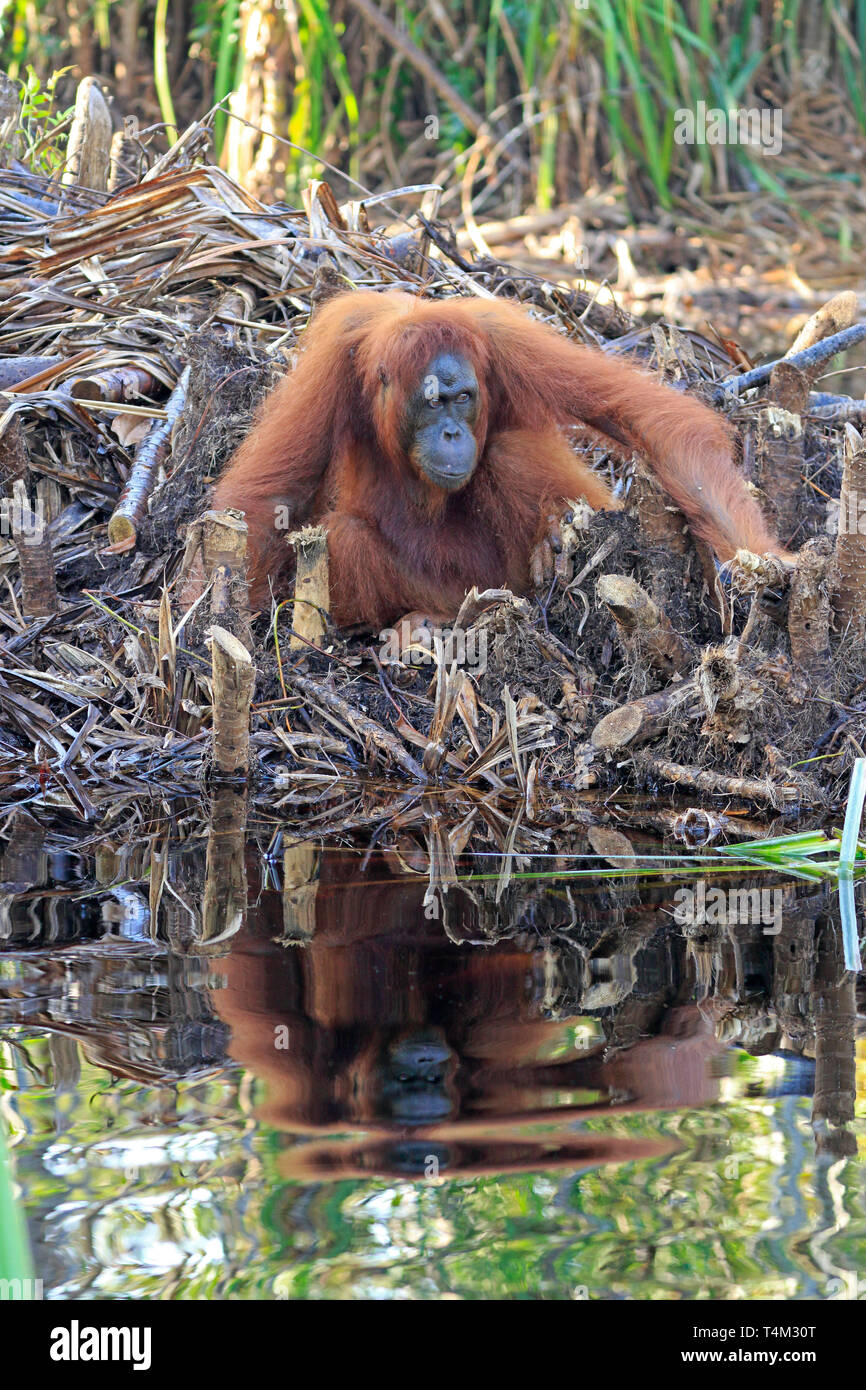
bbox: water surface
[1,822,864,1300]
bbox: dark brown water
[1,821,865,1300]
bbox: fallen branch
[107,365,190,546]
[289,670,427,780]
[590,677,700,752]
[715,323,866,400]
[643,757,801,805]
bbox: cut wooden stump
[788,536,835,679]
[3,479,59,617]
[757,361,808,543]
[208,625,255,777]
[289,524,329,649]
[590,677,700,753]
[596,573,696,678]
[62,77,112,191]
[833,424,866,645]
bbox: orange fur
[212,291,786,627]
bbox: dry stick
[4,479,59,617]
[108,365,190,546]
[596,573,696,678]
[788,536,835,679]
[289,670,427,780]
[208,625,255,777]
[643,758,800,805]
[289,525,329,650]
[833,425,866,645]
[62,76,112,191]
[589,677,701,753]
[714,323,866,400]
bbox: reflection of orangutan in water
[212,850,724,1180]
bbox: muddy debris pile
[1,110,866,833]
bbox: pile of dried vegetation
[2,93,866,840]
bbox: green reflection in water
[4,1035,866,1300]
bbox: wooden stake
[208,625,255,777]
[833,424,866,643]
[289,524,329,649]
[282,840,320,942]
[202,787,248,945]
[788,537,835,678]
[4,479,58,617]
[62,76,112,191]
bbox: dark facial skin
[404,351,479,492]
[379,1027,455,1124]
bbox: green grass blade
[0,1115,32,1286]
[839,757,866,970]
